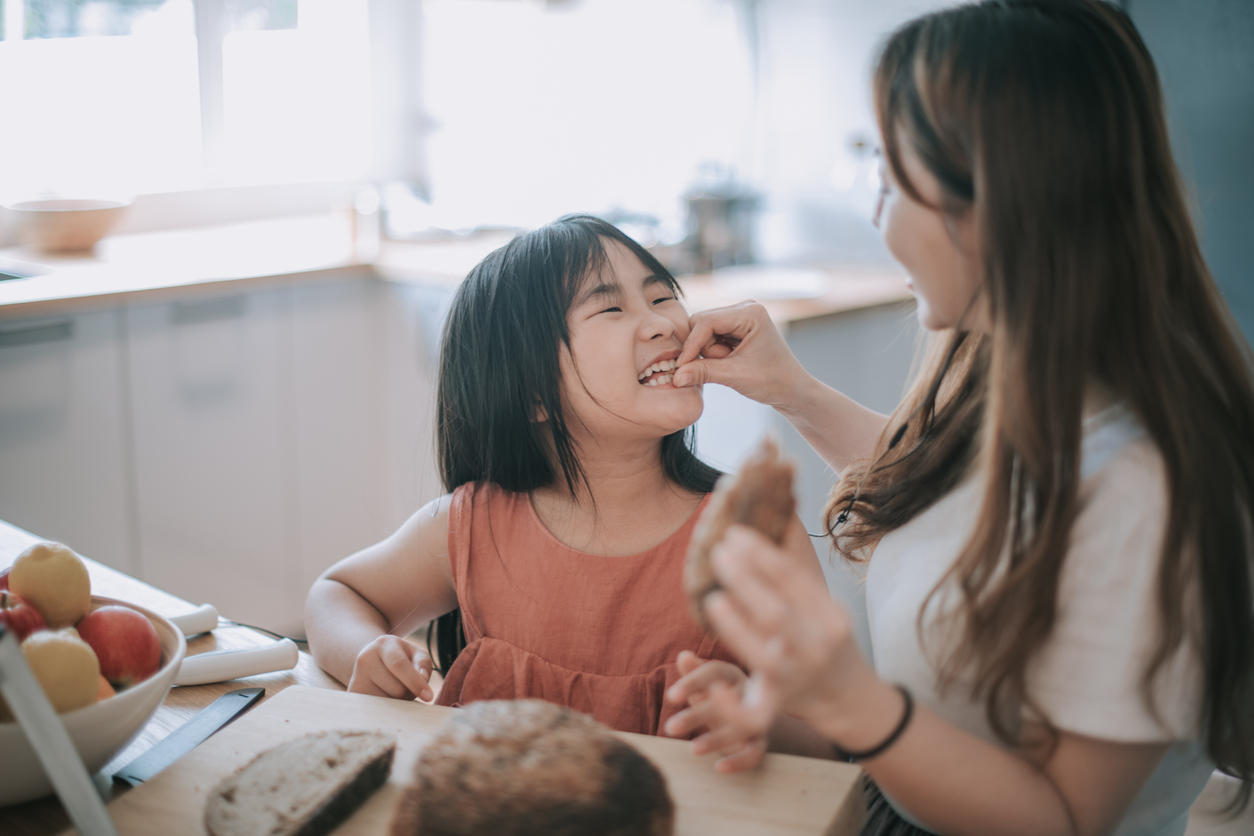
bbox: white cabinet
[291,278,393,598]
[125,289,300,634]
[378,283,446,531]
[0,310,135,574]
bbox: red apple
[0,590,47,641]
[0,566,9,590]
[75,605,161,688]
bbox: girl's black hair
[429,214,721,675]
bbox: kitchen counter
[0,215,911,324]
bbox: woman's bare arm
[305,496,460,692]
[676,302,889,473]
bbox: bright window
[420,0,755,231]
[0,0,371,202]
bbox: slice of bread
[205,729,396,836]
[685,436,796,629]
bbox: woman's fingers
[675,302,802,405]
[705,590,777,673]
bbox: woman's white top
[866,404,1215,836]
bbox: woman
[664,1,1254,834]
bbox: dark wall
[1128,0,1254,348]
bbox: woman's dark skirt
[861,777,937,836]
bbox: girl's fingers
[663,705,705,739]
[665,684,736,738]
[381,641,435,701]
[667,659,742,706]
[675,650,703,677]
[714,738,768,773]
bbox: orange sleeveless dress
[434,482,740,736]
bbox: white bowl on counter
[3,198,132,253]
[0,595,187,807]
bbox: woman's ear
[533,400,548,423]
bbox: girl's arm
[675,302,890,474]
[703,525,1170,836]
[304,495,460,700]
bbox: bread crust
[391,700,673,836]
[684,437,796,630]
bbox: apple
[0,590,47,642]
[0,566,9,590]
[75,605,161,688]
[9,542,91,628]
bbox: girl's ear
[533,400,549,423]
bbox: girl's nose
[641,309,677,341]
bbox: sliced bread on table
[204,729,396,836]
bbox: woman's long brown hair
[826,0,1254,797]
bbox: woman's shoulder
[1078,404,1166,522]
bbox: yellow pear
[10,542,91,628]
[20,628,100,714]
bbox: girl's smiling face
[560,239,704,441]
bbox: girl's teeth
[639,360,679,382]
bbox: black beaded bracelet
[831,685,914,763]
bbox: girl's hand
[347,635,435,702]
[664,650,769,773]
[674,302,808,408]
[704,526,882,743]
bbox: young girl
[664,1,1254,834]
[304,214,824,739]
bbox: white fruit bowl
[0,595,187,807]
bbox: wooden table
[0,520,346,836]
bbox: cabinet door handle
[0,320,74,347]
[171,297,244,325]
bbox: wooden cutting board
[88,686,865,836]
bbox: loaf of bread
[685,436,796,629]
[390,699,674,836]
[204,729,396,836]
